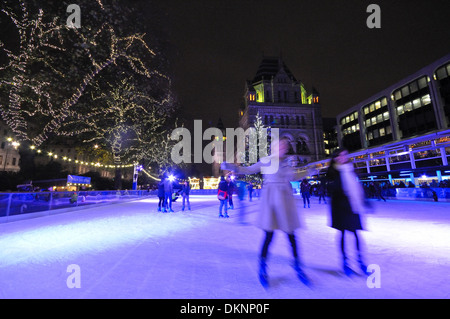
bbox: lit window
[372,116,377,125]
[405,102,412,112]
[380,127,385,136]
[383,111,390,121]
[364,107,369,115]
[394,91,402,101]
[369,104,375,112]
[377,114,383,122]
[366,119,371,127]
[421,94,431,105]
[381,98,387,106]
[397,105,404,115]
[413,98,421,109]
[375,101,381,109]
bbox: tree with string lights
[60,76,177,188]
[0,0,171,147]
[0,0,177,186]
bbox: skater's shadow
[268,276,295,288]
[306,264,342,277]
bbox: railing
[0,190,155,218]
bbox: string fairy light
[0,0,170,150]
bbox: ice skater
[217,176,229,218]
[222,137,309,287]
[317,181,327,204]
[157,177,165,212]
[226,175,235,209]
[163,175,174,213]
[326,148,370,276]
[300,179,311,208]
[181,181,191,211]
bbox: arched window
[296,138,309,155]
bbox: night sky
[154,0,450,128]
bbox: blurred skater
[226,175,235,209]
[326,148,370,276]
[317,181,327,204]
[247,182,254,201]
[222,137,309,287]
[163,175,174,212]
[157,177,165,212]
[217,176,229,218]
[236,180,247,224]
[181,181,191,211]
[300,179,311,208]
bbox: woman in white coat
[221,137,309,287]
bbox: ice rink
[0,194,449,299]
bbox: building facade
[239,56,325,167]
[304,53,450,186]
[0,119,21,173]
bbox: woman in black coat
[327,148,369,276]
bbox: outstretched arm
[221,162,263,175]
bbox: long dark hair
[327,147,349,180]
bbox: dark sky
[154,0,450,128]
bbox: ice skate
[358,256,369,275]
[292,258,310,286]
[259,258,269,288]
[343,258,353,277]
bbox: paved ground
[0,194,449,299]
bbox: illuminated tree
[0,0,169,148]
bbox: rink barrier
[0,190,154,222]
[388,187,450,202]
[0,189,253,222]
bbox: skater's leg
[287,232,310,285]
[340,230,352,276]
[259,231,274,287]
[353,230,368,274]
[287,232,299,259]
[260,231,274,259]
[219,199,224,217]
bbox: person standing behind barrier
[163,176,174,213]
[300,179,311,208]
[181,181,191,211]
[217,176,229,218]
[157,177,165,212]
[326,148,369,276]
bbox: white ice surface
[0,195,449,299]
